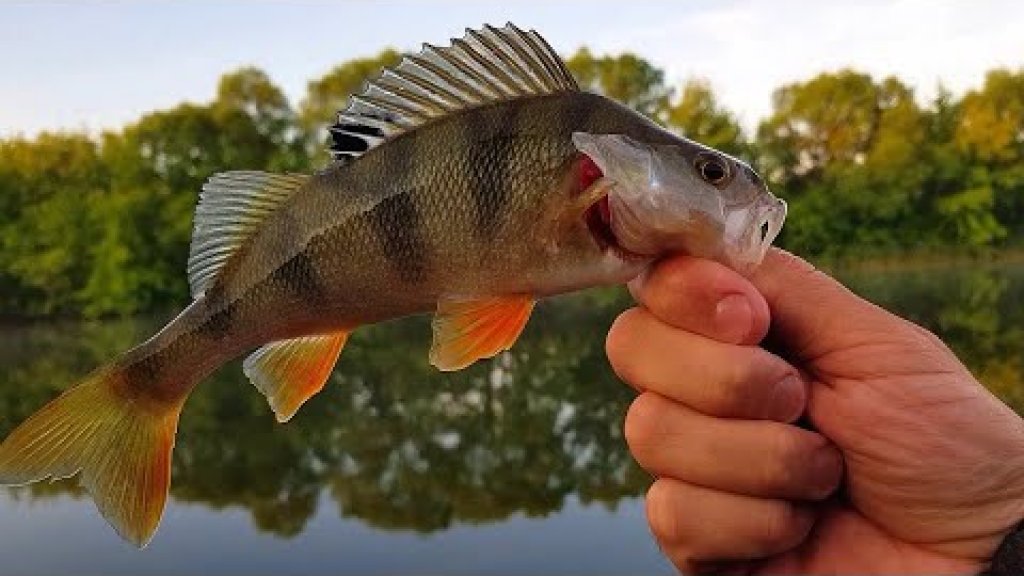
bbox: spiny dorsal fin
[243,331,350,423]
[329,23,578,160]
[188,171,310,297]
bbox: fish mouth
[584,195,645,262]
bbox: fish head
[572,132,787,272]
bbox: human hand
[606,249,1024,574]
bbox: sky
[2,0,1023,137]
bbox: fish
[0,23,786,546]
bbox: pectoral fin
[430,295,536,371]
[570,176,616,218]
[243,332,350,423]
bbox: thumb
[749,249,918,362]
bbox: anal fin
[430,295,535,371]
[243,332,350,423]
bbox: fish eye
[695,154,731,187]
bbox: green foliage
[756,68,1024,258]
[665,80,746,157]
[0,66,309,317]
[0,134,107,315]
[567,48,672,119]
[0,51,1022,318]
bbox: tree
[213,67,305,172]
[3,53,1024,318]
[955,69,1024,163]
[756,70,879,188]
[955,69,1024,240]
[78,67,302,316]
[566,48,671,120]
[89,105,221,314]
[664,79,745,156]
[0,134,107,315]
[753,71,982,257]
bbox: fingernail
[714,294,753,343]
[772,375,805,422]
[811,446,843,498]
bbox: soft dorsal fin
[188,171,310,297]
[329,23,578,160]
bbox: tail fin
[0,367,182,547]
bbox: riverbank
[817,246,1024,277]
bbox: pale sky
[2,0,1022,137]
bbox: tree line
[1,49,1022,318]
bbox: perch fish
[0,23,786,545]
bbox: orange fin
[430,295,536,371]
[243,332,349,423]
[0,368,182,547]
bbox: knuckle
[709,361,752,412]
[761,426,807,488]
[762,428,838,499]
[624,393,665,451]
[606,309,646,382]
[906,322,959,363]
[704,350,768,416]
[647,264,697,318]
[758,503,810,553]
[645,479,685,544]
[772,425,807,465]
[733,355,802,421]
[777,250,818,278]
[651,259,693,295]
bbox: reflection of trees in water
[1,271,1022,537]
[0,290,646,538]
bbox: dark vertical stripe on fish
[201,305,236,339]
[122,355,162,386]
[193,281,236,340]
[564,91,595,137]
[466,104,518,241]
[273,250,325,302]
[367,193,427,283]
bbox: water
[0,264,1022,575]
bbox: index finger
[629,255,771,345]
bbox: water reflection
[0,264,1022,540]
[0,290,645,539]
